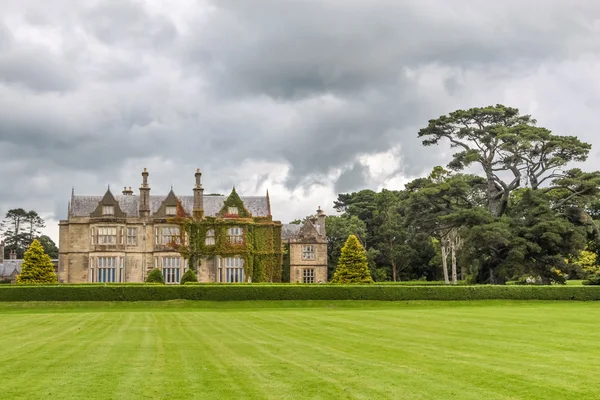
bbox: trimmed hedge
[1,285,600,302]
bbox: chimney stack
[9,249,17,260]
[122,186,133,195]
[316,206,326,236]
[139,168,151,217]
[193,168,204,218]
[0,241,4,264]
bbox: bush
[145,269,165,284]
[2,284,600,302]
[180,269,198,285]
[583,272,600,286]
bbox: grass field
[1,300,598,399]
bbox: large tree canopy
[418,105,591,217]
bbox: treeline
[0,208,58,259]
[321,105,600,284]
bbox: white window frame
[302,245,315,260]
[166,206,177,216]
[103,205,114,216]
[303,268,315,284]
[91,227,95,245]
[205,229,215,246]
[227,226,244,244]
[228,206,238,215]
[97,227,117,245]
[224,256,245,283]
[92,256,123,283]
[161,256,182,284]
[126,227,137,246]
[161,227,181,245]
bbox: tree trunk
[451,243,457,285]
[441,243,450,285]
[392,260,397,282]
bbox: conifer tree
[331,234,373,284]
[16,239,58,284]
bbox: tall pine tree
[16,239,58,284]
[331,234,373,284]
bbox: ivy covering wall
[171,188,283,282]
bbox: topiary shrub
[145,268,165,284]
[180,269,198,284]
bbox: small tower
[193,168,204,218]
[139,168,151,217]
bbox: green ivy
[171,194,283,283]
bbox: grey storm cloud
[1,0,600,239]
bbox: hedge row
[1,285,600,302]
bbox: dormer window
[228,207,238,215]
[166,206,177,216]
[103,206,114,216]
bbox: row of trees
[318,105,600,284]
[0,208,58,259]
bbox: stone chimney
[9,249,17,260]
[139,168,151,217]
[122,186,133,196]
[316,207,326,237]
[193,168,204,218]
[0,241,4,264]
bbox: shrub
[583,272,600,286]
[16,239,58,284]
[145,269,165,284]
[180,269,198,285]
[2,284,600,302]
[331,235,373,284]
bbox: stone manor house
[58,169,327,284]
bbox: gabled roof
[0,260,23,277]
[281,224,301,240]
[70,194,270,218]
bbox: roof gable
[153,189,189,218]
[218,188,252,218]
[89,188,126,217]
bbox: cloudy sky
[1,0,600,244]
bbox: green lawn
[1,301,598,399]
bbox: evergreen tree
[145,268,165,284]
[16,239,58,284]
[331,234,373,284]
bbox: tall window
[92,256,122,283]
[303,268,315,284]
[126,228,137,245]
[205,229,215,246]
[97,227,117,244]
[302,245,315,260]
[103,205,114,216]
[227,227,244,244]
[162,257,181,284]
[223,257,244,283]
[161,227,181,245]
[166,206,177,215]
